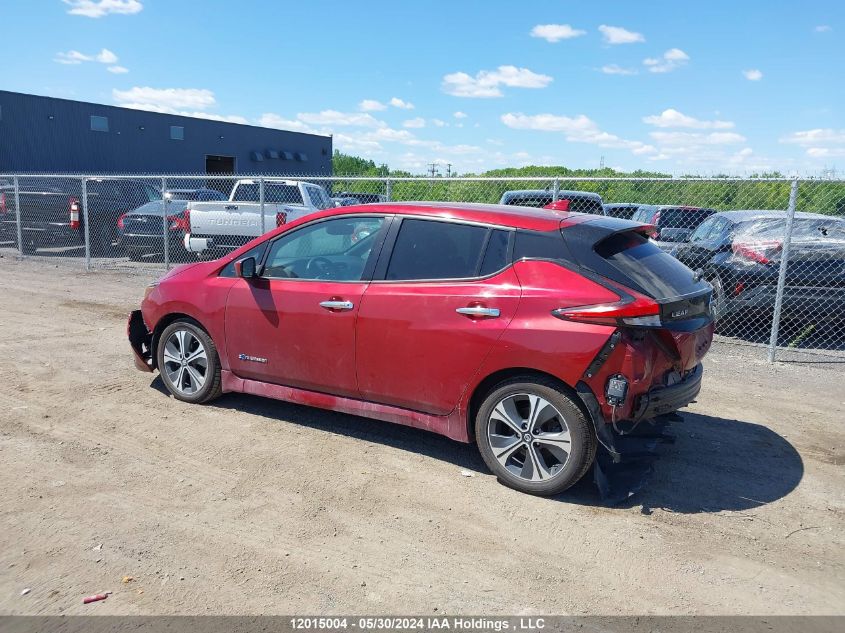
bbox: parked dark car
[117,189,226,262]
[603,203,648,220]
[500,190,605,214]
[631,205,716,251]
[129,202,713,496]
[1,179,161,256]
[334,192,387,204]
[671,210,845,323]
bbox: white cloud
[501,112,655,154]
[120,100,248,124]
[95,48,118,64]
[389,97,414,110]
[815,25,832,32]
[781,128,845,146]
[743,69,763,81]
[530,24,586,42]
[403,117,426,128]
[107,65,128,74]
[453,111,468,119]
[600,64,637,75]
[649,131,746,146]
[432,119,447,127]
[54,50,92,64]
[442,65,553,98]
[643,48,689,73]
[298,110,385,128]
[63,0,143,18]
[806,147,845,158]
[257,113,320,134]
[780,128,845,157]
[359,99,386,111]
[55,48,124,71]
[598,25,645,44]
[113,86,216,110]
[643,109,734,129]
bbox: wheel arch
[150,313,209,369]
[466,367,584,442]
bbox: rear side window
[513,229,568,261]
[479,229,511,276]
[595,231,703,298]
[386,219,487,280]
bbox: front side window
[689,217,717,242]
[385,219,488,281]
[263,216,385,281]
[90,115,109,132]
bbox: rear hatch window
[593,231,709,300]
[658,208,713,228]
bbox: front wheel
[156,321,222,404]
[475,377,596,496]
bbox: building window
[90,115,109,132]
[170,125,184,141]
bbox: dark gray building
[0,90,332,175]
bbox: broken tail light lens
[117,213,127,230]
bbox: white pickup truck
[184,179,333,254]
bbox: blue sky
[2,0,843,174]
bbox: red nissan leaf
[128,202,713,496]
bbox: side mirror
[234,256,257,279]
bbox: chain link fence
[1,173,844,363]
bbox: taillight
[276,211,287,227]
[552,294,661,327]
[168,208,190,231]
[543,199,571,212]
[732,240,782,265]
[69,197,80,230]
[117,213,127,230]
[0,192,6,214]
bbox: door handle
[319,300,354,311]
[456,306,500,318]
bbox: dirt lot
[0,255,843,616]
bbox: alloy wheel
[162,328,208,396]
[486,393,572,482]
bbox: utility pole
[428,162,439,178]
[446,163,452,178]
[599,155,605,170]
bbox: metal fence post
[385,177,392,202]
[552,178,560,202]
[13,176,23,258]
[162,177,170,270]
[81,177,91,271]
[767,179,799,362]
[259,177,265,236]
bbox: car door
[356,218,522,415]
[223,215,390,398]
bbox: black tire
[474,376,596,496]
[156,320,223,404]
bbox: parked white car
[184,179,332,254]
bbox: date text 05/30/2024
[289,617,547,631]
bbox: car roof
[296,201,593,231]
[603,202,642,208]
[713,209,841,223]
[651,205,713,211]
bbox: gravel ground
[0,255,843,615]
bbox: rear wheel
[156,321,222,404]
[475,377,596,496]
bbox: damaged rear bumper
[127,310,154,372]
[576,363,703,462]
